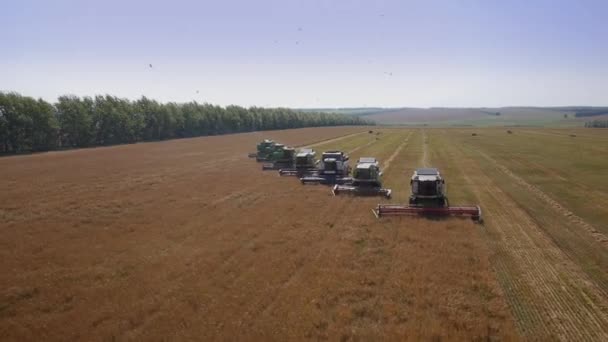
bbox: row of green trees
[0,92,373,153]
[584,120,608,128]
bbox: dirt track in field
[381,131,412,171]
[0,127,519,341]
[420,130,429,167]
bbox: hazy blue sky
[2,0,607,107]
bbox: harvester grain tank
[248,139,279,161]
[279,149,318,176]
[373,168,481,221]
[332,157,391,198]
[300,150,351,185]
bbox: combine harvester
[373,168,482,222]
[248,139,279,162]
[332,157,391,198]
[300,150,351,185]
[279,149,318,177]
[262,145,296,170]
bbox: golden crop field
[1,127,607,341]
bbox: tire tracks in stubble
[420,130,429,167]
[347,136,378,155]
[381,131,413,172]
[301,131,367,148]
[440,134,608,341]
[471,148,608,246]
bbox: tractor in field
[300,150,351,185]
[332,157,391,198]
[248,139,279,161]
[262,145,297,170]
[279,149,318,176]
[373,168,482,221]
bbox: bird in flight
[149,64,153,69]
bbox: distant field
[298,107,396,116]
[362,107,585,126]
[305,106,608,127]
[1,126,607,341]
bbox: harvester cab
[373,167,482,221]
[262,146,296,170]
[319,151,350,176]
[299,150,351,184]
[279,149,318,176]
[331,157,391,198]
[248,139,276,161]
[409,168,447,206]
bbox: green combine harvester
[248,139,279,162]
[262,145,297,170]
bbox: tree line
[0,92,373,153]
[584,120,608,128]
